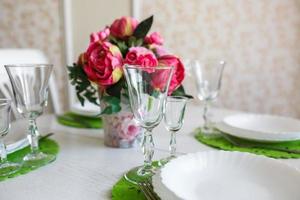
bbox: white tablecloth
[0,105,299,200]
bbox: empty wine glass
[159,96,188,166]
[192,60,225,136]
[0,99,21,176]
[123,64,174,184]
[5,64,56,168]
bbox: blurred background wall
[140,0,300,117]
[0,0,300,117]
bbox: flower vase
[101,102,142,148]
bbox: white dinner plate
[70,102,100,117]
[153,151,300,200]
[216,114,300,142]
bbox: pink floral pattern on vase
[101,103,142,148]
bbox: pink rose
[83,41,123,87]
[119,117,140,140]
[145,32,163,45]
[158,55,185,95]
[125,47,158,67]
[90,27,110,42]
[110,16,138,39]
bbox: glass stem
[28,119,40,154]
[203,101,210,130]
[141,129,154,171]
[0,139,7,163]
[169,131,177,158]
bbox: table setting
[1,15,300,200]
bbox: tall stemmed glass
[5,64,56,167]
[159,96,188,166]
[192,60,225,136]
[123,65,174,184]
[0,99,21,176]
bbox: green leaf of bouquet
[117,40,128,56]
[99,95,122,115]
[106,78,125,98]
[171,85,194,99]
[133,15,153,39]
[67,64,99,106]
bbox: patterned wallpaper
[0,0,67,110]
[141,0,300,117]
[0,0,299,117]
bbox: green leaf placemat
[112,177,146,200]
[112,162,160,200]
[194,128,300,159]
[57,112,102,129]
[0,138,59,181]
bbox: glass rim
[4,64,53,68]
[123,64,174,70]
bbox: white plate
[153,151,300,200]
[216,114,300,142]
[70,102,100,117]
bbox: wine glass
[192,59,225,136]
[0,99,21,176]
[5,64,56,168]
[123,64,174,184]
[159,96,188,166]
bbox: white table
[0,105,299,200]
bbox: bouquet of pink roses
[68,16,190,115]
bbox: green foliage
[171,85,194,99]
[133,15,153,39]
[106,78,125,98]
[100,95,122,115]
[67,64,98,106]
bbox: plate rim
[216,114,300,142]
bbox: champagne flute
[159,96,188,166]
[0,99,21,176]
[192,59,225,136]
[123,64,174,184]
[5,64,56,168]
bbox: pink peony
[119,117,140,140]
[110,16,138,39]
[125,47,158,67]
[158,55,185,95]
[83,41,123,87]
[90,27,110,42]
[145,32,163,45]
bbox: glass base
[124,166,155,185]
[23,152,56,168]
[201,126,220,138]
[0,161,21,176]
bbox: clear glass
[159,96,188,166]
[123,65,174,184]
[5,64,56,168]
[0,99,21,176]
[192,59,225,136]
